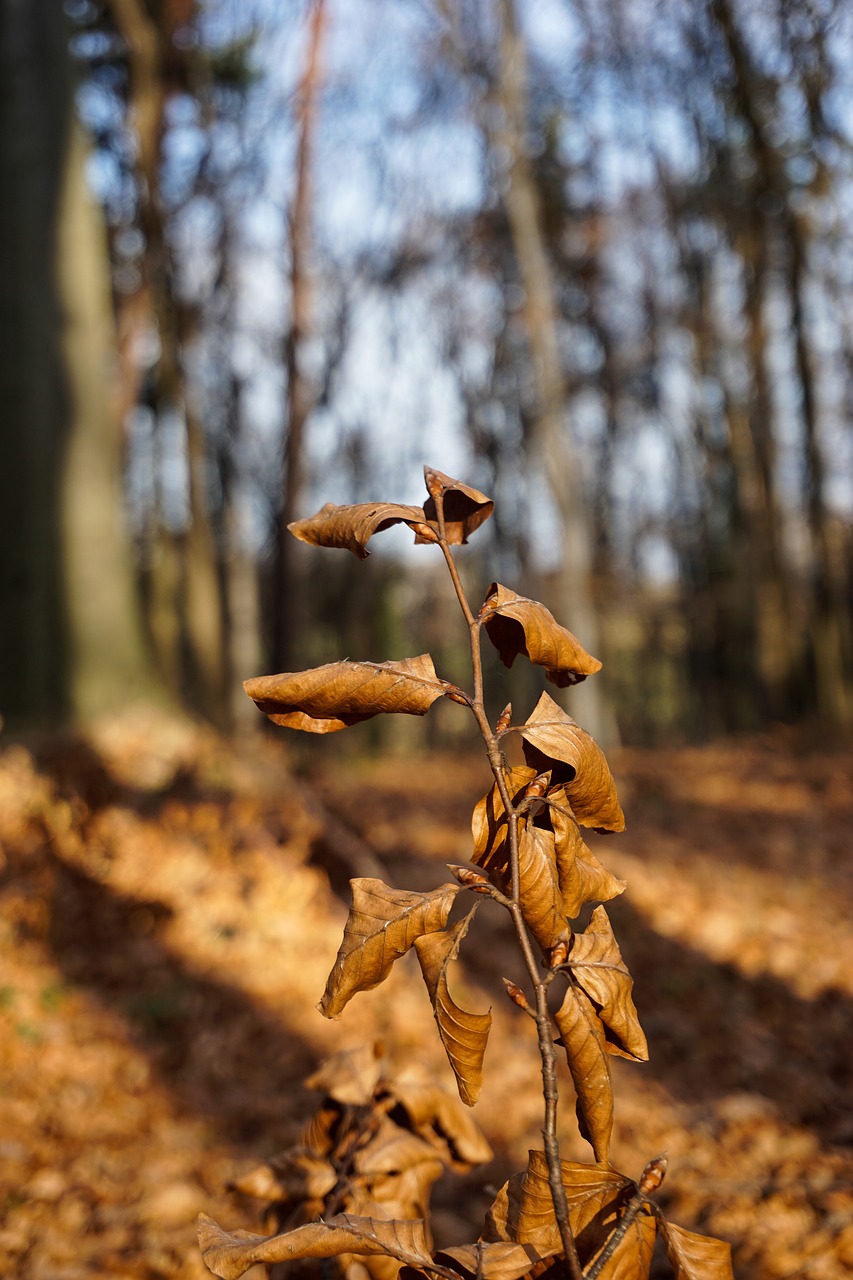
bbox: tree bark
[493,0,616,745]
[0,0,157,727]
[270,0,326,674]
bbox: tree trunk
[0,0,157,727]
[493,0,616,745]
[270,0,326,674]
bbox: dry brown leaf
[520,693,624,831]
[591,1210,656,1279]
[244,655,449,734]
[305,1042,385,1105]
[659,1220,735,1280]
[288,502,437,559]
[414,910,492,1106]
[516,821,565,952]
[354,1118,447,1179]
[440,1240,557,1280]
[230,1150,336,1204]
[471,776,564,951]
[553,985,614,1163]
[421,467,494,544]
[298,1101,339,1159]
[479,583,603,688]
[482,1151,630,1259]
[550,807,626,919]
[471,766,539,868]
[567,907,648,1063]
[391,1075,495,1167]
[198,1211,434,1280]
[320,879,461,1018]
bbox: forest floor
[0,712,851,1280]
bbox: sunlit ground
[1,713,851,1279]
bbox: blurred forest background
[2,7,853,1280]
[2,0,852,744]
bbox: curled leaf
[521,693,625,831]
[421,467,494,544]
[554,984,614,1163]
[319,879,460,1018]
[658,1220,735,1280]
[439,1241,557,1280]
[390,1075,495,1167]
[230,1150,336,1204]
[244,654,448,734]
[471,779,564,952]
[353,1118,446,1178]
[198,1211,434,1280]
[289,501,436,559]
[567,907,648,1062]
[470,766,538,868]
[414,910,492,1106]
[551,807,626,918]
[482,1150,630,1258]
[305,1042,384,1105]
[479,583,602,687]
[512,821,565,954]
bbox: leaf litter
[0,717,851,1278]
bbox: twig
[433,490,584,1280]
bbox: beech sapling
[200,467,734,1280]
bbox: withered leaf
[471,766,538,869]
[591,1210,657,1279]
[414,910,492,1106]
[421,467,494,544]
[305,1042,384,1105]
[551,807,626,919]
[659,1220,735,1280]
[521,693,625,831]
[440,1241,556,1280]
[230,1150,336,1204]
[320,879,461,1019]
[553,984,613,1163]
[391,1074,495,1167]
[516,821,565,953]
[479,583,603,688]
[198,1212,434,1280]
[567,907,648,1063]
[482,1151,630,1258]
[354,1117,447,1179]
[289,501,437,559]
[244,655,449,734]
[471,778,563,951]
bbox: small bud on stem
[495,702,513,735]
[637,1154,668,1196]
[502,977,535,1015]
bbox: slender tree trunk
[494,0,616,745]
[711,0,850,723]
[270,0,326,674]
[0,0,71,724]
[110,0,228,722]
[0,0,157,726]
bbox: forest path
[0,718,851,1279]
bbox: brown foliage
[244,655,451,733]
[204,1045,493,1280]
[205,467,735,1280]
[319,879,461,1018]
[479,583,602,688]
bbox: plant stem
[582,1188,649,1279]
[433,494,583,1280]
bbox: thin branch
[433,488,583,1280]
